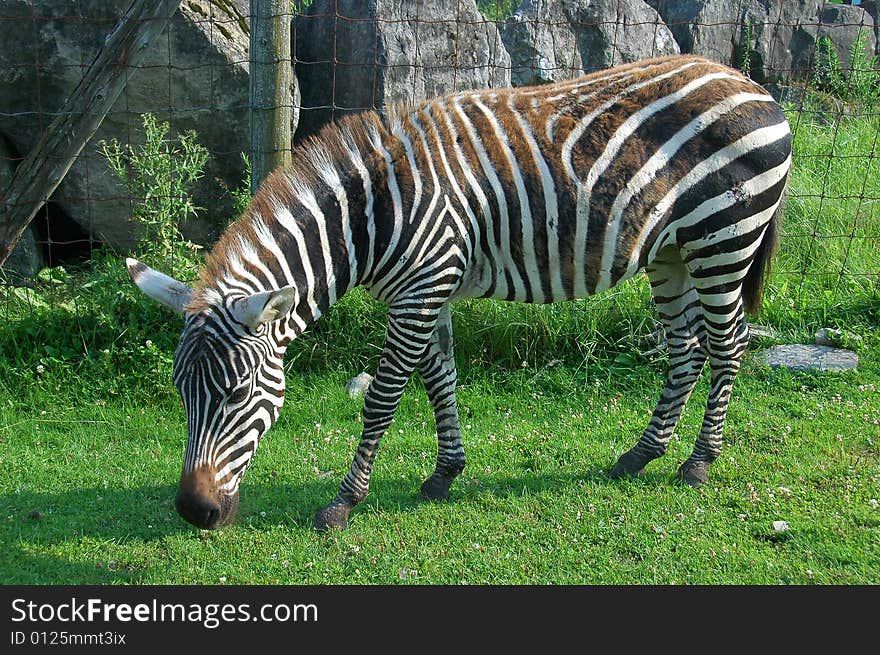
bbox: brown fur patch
[186,111,387,312]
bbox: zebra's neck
[188,112,399,338]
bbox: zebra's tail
[741,199,784,315]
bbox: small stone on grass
[760,344,857,372]
[346,372,374,399]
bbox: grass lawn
[1,327,878,584]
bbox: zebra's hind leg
[675,287,750,487]
[417,304,466,501]
[610,247,707,480]
[314,300,440,532]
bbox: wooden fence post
[0,0,183,268]
[249,0,294,194]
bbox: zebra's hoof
[419,473,455,501]
[314,501,353,532]
[609,450,648,479]
[677,461,710,488]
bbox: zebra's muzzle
[175,467,239,529]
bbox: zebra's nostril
[180,499,222,529]
[175,490,223,529]
[204,506,221,528]
[176,466,228,529]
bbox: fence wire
[0,0,878,333]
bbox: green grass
[476,0,519,21]
[1,104,879,585]
[775,110,880,310]
[757,109,880,350]
[1,346,878,584]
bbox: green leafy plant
[811,29,880,109]
[738,16,754,78]
[476,0,519,21]
[291,0,314,15]
[98,113,208,279]
[232,152,253,218]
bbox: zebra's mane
[185,110,388,313]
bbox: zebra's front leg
[417,304,466,502]
[314,303,437,532]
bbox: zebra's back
[383,54,791,306]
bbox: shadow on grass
[0,483,182,584]
[239,460,677,530]
[0,462,676,584]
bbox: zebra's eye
[228,386,249,404]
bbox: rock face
[501,0,678,87]
[862,0,880,49]
[501,0,579,86]
[647,1,876,83]
[0,136,42,283]
[294,0,511,137]
[648,0,820,81]
[816,4,877,75]
[0,0,264,252]
[570,0,679,73]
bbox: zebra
[127,54,792,532]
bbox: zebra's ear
[125,257,192,314]
[230,286,297,329]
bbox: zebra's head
[126,258,297,529]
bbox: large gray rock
[501,0,678,87]
[862,0,880,50]
[572,0,680,73]
[294,0,511,137]
[0,0,295,252]
[647,0,828,82]
[815,4,877,76]
[0,136,43,283]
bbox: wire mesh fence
[0,0,878,343]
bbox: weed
[98,113,208,280]
[476,0,519,21]
[232,153,253,218]
[738,16,754,78]
[811,29,880,110]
